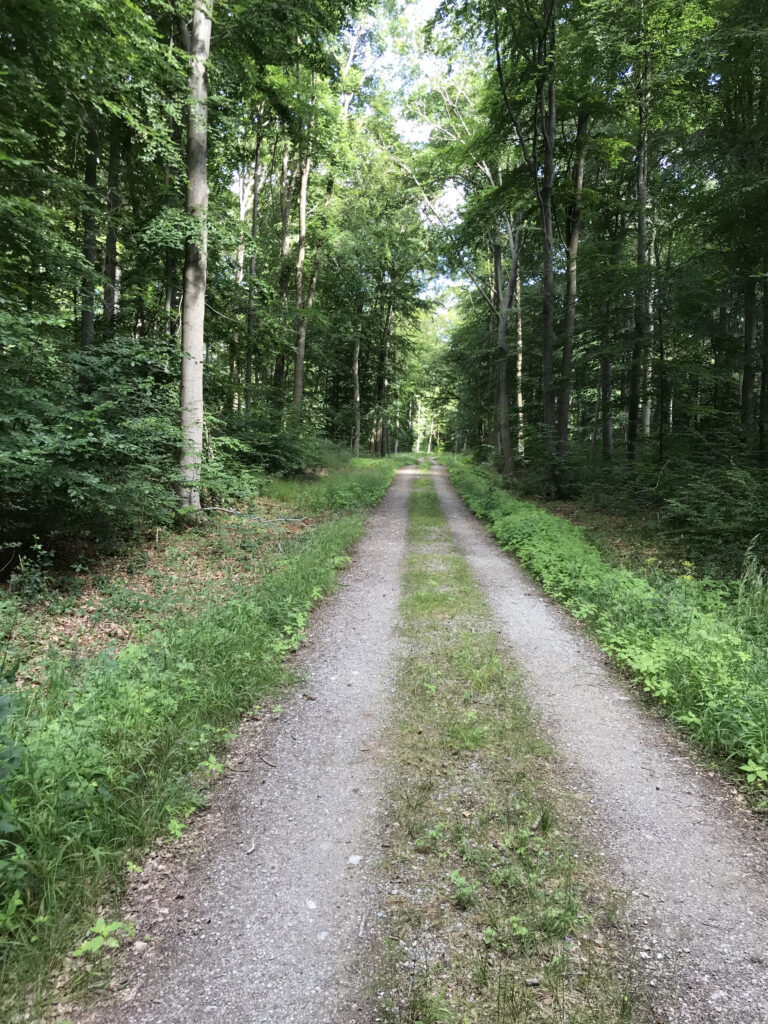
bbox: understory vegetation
[0,456,406,1017]
[443,456,768,795]
[379,472,639,1023]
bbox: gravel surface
[434,463,768,1024]
[75,467,415,1024]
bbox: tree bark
[178,0,213,509]
[601,354,614,460]
[245,131,265,417]
[760,269,768,462]
[557,111,588,455]
[628,48,651,461]
[293,260,318,412]
[742,275,757,430]
[80,108,99,349]
[352,316,362,456]
[515,267,525,455]
[292,152,311,411]
[375,293,393,456]
[494,238,520,479]
[540,28,557,450]
[103,118,121,333]
[273,145,294,399]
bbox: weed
[449,869,480,909]
[70,919,134,959]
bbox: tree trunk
[591,381,601,452]
[274,144,294,401]
[178,0,213,510]
[245,131,265,417]
[494,241,519,479]
[515,267,525,455]
[80,108,99,350]
[628,51,651,461]
[292,152,311,412]
[557,111,588,456]
[601,354,614,460]
[657,308,666,461]
[742,276,756,430]
[375,293,393,457]
[103,118,121,333]
[352,317,361,456]
[540,38,557,450]
[293,260,318,412]
[760,272,768,462]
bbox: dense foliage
[397,0,768,575]
[0,0,429,555]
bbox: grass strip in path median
[378,470,642,1024]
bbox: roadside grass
[379,474,640,1023]
[0,456,404,1020]
[0,454,418,686]
[440,455,768,799]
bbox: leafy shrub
[657,464,768,570]
[443,455,768,785]
[218,407,324,477]
[0,335,180,553]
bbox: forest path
[71,463,768,1024]
[75,466,417,1024]
[433,463,768,1024]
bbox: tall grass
[442,455,768,790]
[0,457,400,1014]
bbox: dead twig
[199,507,309,525]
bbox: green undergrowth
[441,455,768,795]
[0,456,403,1018]
[380,472,639,1024]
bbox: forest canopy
[1,0,767,573]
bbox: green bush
[442,456,768,787]
[0,336,181,554]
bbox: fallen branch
[200,506,309,525]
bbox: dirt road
[433,464,768,1024]
[76,467,416,1024]
[75,464,768,1024]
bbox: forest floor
[55,464,768,1024]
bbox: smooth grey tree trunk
[540,54,557,449]
[103,118,121,332]
[179,0,213,509]
[292,153,311,411]
[760,272,768,462]
[352,317,361,456]
[245,130,265,417]
[742,276,756,430]
[628,47,651,461]
[494,237,520,479]
[557,112,588,455]
[601,354,614,460]
[515,268,525,455]
[273,145,294,397]
[81,109,99,350]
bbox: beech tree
[178,0,214,509]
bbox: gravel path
[77,467,415,1024]
[433,464,768,1024]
